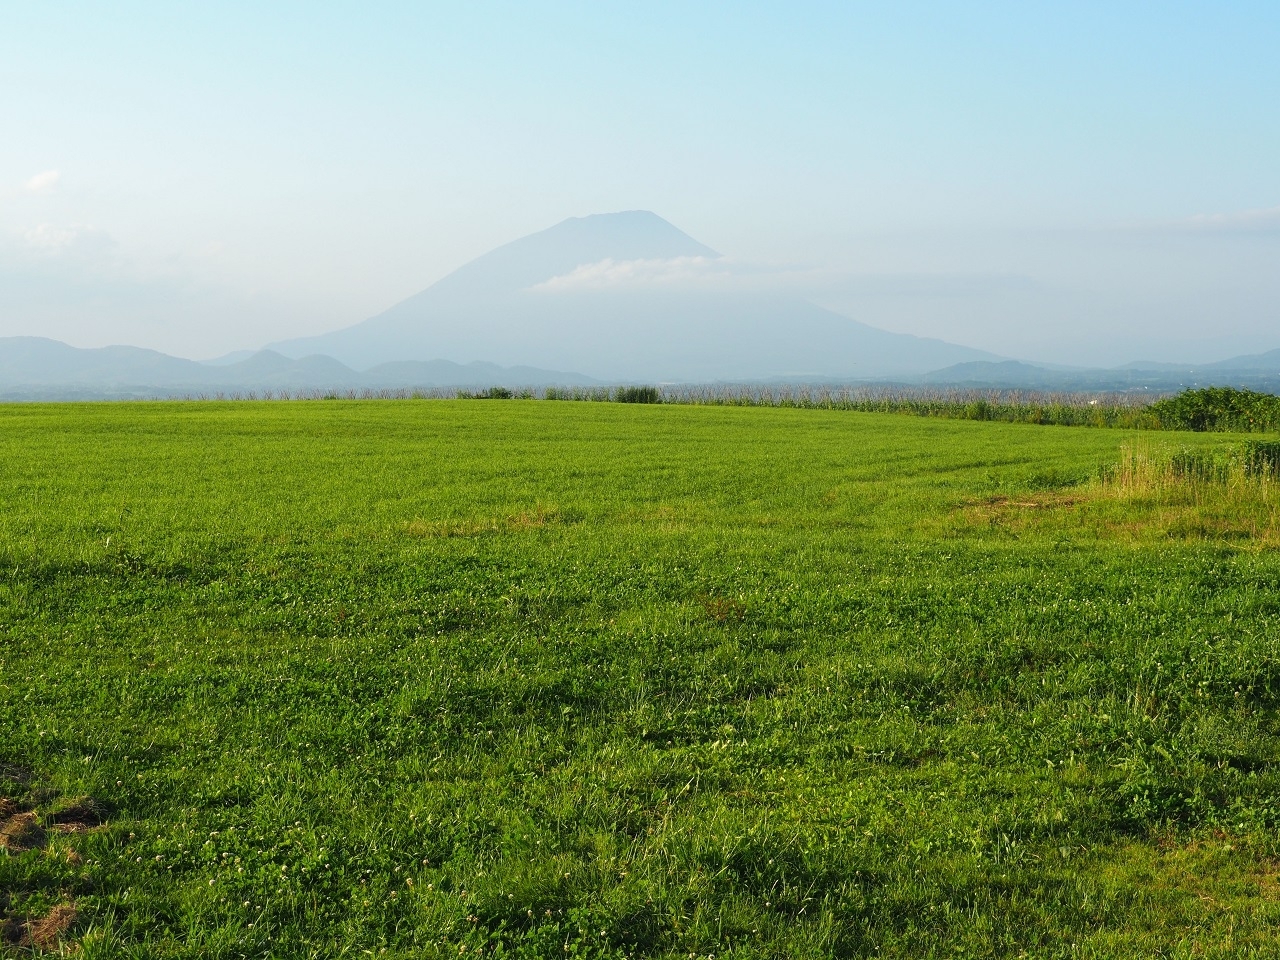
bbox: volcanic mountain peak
[428,210,720,298]
[268,212,1000,379]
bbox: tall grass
[1102,440,1280,493]
[1095,440,1280,543]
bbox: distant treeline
[157,384,1280,432]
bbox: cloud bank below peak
[529,253,1043,302]
[530,255,734,292]
[1183,203,1280,233]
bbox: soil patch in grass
[4,904,79,952]
[0,808,44,853]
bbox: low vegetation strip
[549,385,1280,432]
[2,401,1280,958]
[160,386,1280,433]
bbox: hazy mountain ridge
[5,335,1280,399]
[917,353,1280,391]
[0,337,599,399]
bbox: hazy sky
[3,2,1278,365]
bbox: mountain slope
[270,211,1000,379]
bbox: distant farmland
[2,400,1279,958]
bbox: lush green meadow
[3,401,1280,958]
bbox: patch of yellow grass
[403,506,566,538]
[946,442,1280,546]
[1101,441,1279,501]
[1090,441,1280,545]
[1076,832,1280,956]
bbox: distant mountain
[0,337,597,399]
[202,350,258,366]
[270,211,1001,380]
[918,351,1280,392]
[919,361,1082,389]
[1115,348,1280,375]
[0,338,204,390]
[1212,348,1280,374]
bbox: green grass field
[3,401,1280,958]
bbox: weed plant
[2,402,1280,957]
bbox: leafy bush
[1147,387,1280,432]
[463,386,514,399]
[614,385,662,404]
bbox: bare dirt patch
[48,797,104,834]
[977,494,1082,510]
[943,492,1086,537]
[0,795,104,853]
[0,763,33,786]
[0,809,45,853]
[0,791,98,952]
[21,904,77,951]
[699,594,746,624]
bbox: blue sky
[3,2,1278,363]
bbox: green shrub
[463,386,514,399]
[614,385,662,404]
[1148,387,1280,432]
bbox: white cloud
[531,256,732,292]
[24,170,61,193]
[22,223,115,258]
[24,223,81,250]
[1185,204,1280,231]
[529,255,1036,303]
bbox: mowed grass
[2,401,1280,958]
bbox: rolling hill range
[916,352,1280,392]
[5,336,1280,400]
[268,211,1002,380]
[0,337,597,399]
